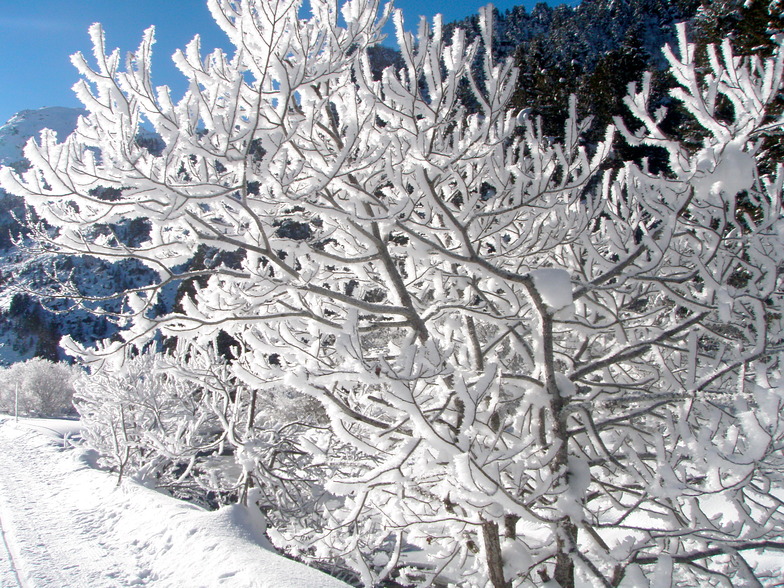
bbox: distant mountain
[445,0,702,64]
[0,106,159,365]
[0,107,86,168]
[0,107,87,251]
[440,0,704,137]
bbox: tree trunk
[534,297,578,588]
[481,520,510,588]
[554,518,578,588]
[239,388,258,507]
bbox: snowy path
[0,416,348,588]
[0,419,142,586]
[0,498,23,588]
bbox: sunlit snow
[0,416,348,587]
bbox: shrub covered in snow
[0,358,79,417]
[75,347,334,520]
[75,351,219,493]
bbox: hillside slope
[0,108,160,364]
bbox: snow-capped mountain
[0,107,86,168]
[0,107,86,250]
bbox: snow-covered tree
[3,0,784,585]
[0,358,78,417]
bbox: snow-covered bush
[0,358,78,417]
[3,0,784,585]
[75,351,217,492]
[76,346,334,518]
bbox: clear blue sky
[0,0,577,125]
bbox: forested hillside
[0,109,166,363]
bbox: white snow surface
[0,415,348,588]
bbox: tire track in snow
[0,420,147,587]
[0,423,93,587]
[0,422,31,588]
[0,500,24,588]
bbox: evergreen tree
[696,0,784,58]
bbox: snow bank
[94,472,345,588]
[0,416,348,587]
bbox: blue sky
[0,0,577,125]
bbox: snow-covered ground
[0,415,348,588]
